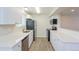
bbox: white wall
[61,15,79,31]
[32,14,51,37]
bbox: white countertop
[0,30,32,48]
[50,29,79,43]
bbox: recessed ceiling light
[71,9,75,12]
[27,14,31,18]
[24,8,28,11]
[35,7,40,14]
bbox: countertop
[50,29,79,43]
[0,30,32,48]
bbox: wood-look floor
[29,38,54,51]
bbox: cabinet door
[0,8,3,24]
[50,31,54,46]
[28,31,33,48]
[50,31,57,49]
[0,7,23,24]
[12,41,22,51]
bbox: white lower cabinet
[11,32,33,51]
[0,31,33,51]
[50,31,59,50]
[12,31,33,51]
[50,31,69,51]
[50,31,55,45]
[50,31,53,46]
[0,41,21,51]
[11,31,33,51]
[50,30,79,51]
[12,41,22,51]
[28,31,33,48]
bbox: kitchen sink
[23,30,30,33]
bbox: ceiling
[55,7,79,15]
[24,7,55,15]
[24,7,79,16]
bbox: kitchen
[0,7,54,51]
[0,7,34,51]
[0,7,79,51]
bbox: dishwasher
[22,35,29,51]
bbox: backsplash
[0,24,24,36]
[0,24,16,36]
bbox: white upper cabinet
[0,8,4,24]
[0,7,24,24]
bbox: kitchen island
[0,30,33,51]
[50,28,79,51]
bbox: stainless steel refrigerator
[26,18,35,41]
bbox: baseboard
[36,37,47,39]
